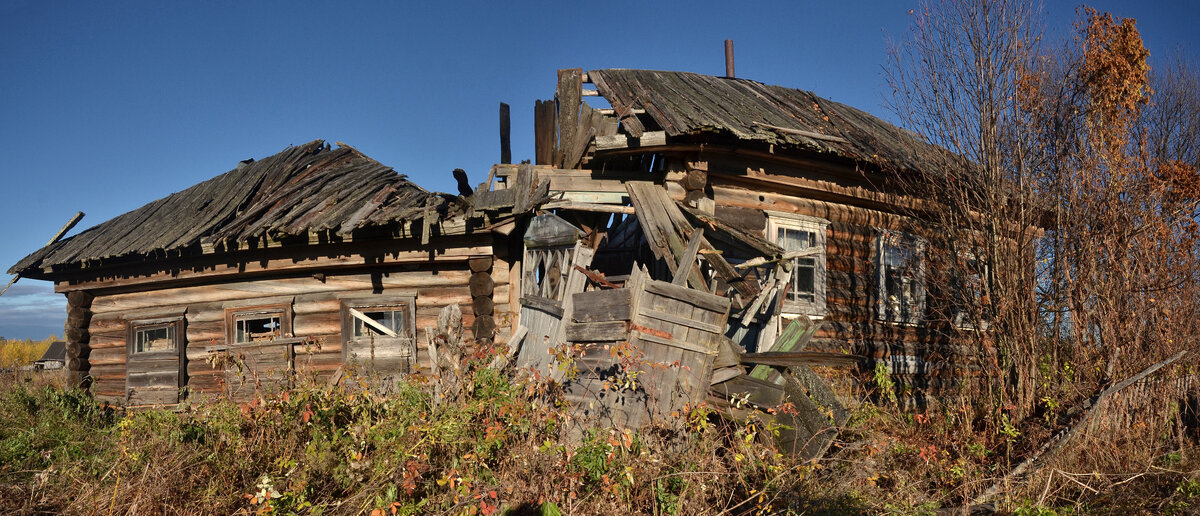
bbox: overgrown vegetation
[882,0,1200,511]
[3,2,1197,514]
[4,352,1200,514]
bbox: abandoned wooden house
[8,140,524,405]
[490,67,1019,453]
[8,65,1007,457]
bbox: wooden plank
[710,366,743,385]
[540,201,635,214]
[710,374,784,408]
[672,228,704,286]
[594,132,668,151]
[639,307,723,334]
[520,295,564,318]
[570,289,632,322]
[630,330,715,356]
[564,321,629,342]
[643,280,729,313]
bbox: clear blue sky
[1,0,1196,340]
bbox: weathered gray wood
[519,295,563,318]
[630,330,713,356]
[594,131,667,150]
[774,372,841,460]
[556,68,583,168]
[672,228,705,286]
[565,321,629,342]
[639,307,723,334]
[524,213,583,248]
[710,374,785,408]
[643,280,729,313]
[570,288,632,323]
[710,366,743,385]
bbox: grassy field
[1,346,1198,515]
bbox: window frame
[875,230,927,325]
[126,317,185,357]
[224,304,294,346]
[765,212,829,317]
[950,251,991,330]
[340,295,418,372]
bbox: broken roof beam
[595,131,667,151]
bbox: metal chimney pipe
[725,39,735,78]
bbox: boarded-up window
[876,231,926,324]
[341,297,416,374]
[766,213,829,316]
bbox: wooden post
[499,102,511,165]
[725,39,735,78]
[555,68,583,169]
[534,100,556,166]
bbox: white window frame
[766,212,829,317]
[875,230,926,325]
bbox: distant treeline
[0,336,57,368]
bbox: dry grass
[2,346,1198,515]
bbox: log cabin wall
[662,151,969,395]
[67,253,513,405]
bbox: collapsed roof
[587,69,936,173]
[10,140,443,277]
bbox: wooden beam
[499,102,511,165]
[2,211,85,297]
[556,68,583,168]
[534,99,556,166]
[595,131,668,151]
[540,201,635,214]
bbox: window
[876,231,926,324]
[341,297,417,374]
[766,213,829,316]
[225,305,292,345]
[133,323,176,354]
[352,308,406,338]
[951,252,990,329]
[129,320,181,354]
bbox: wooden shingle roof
[588,69,942,173]
[10,140,440,276]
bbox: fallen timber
[504,163,864,460]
